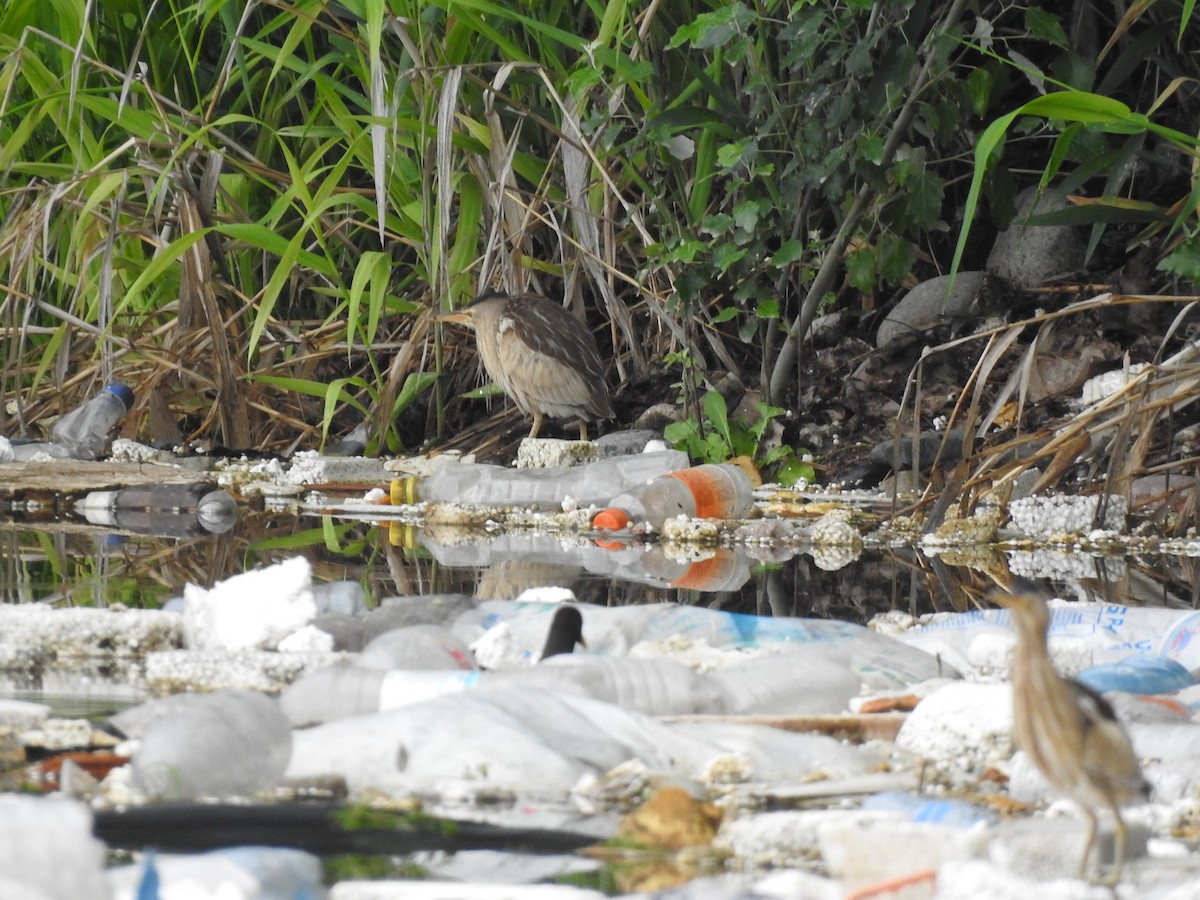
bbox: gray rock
[593,429,664,457]
[987,186,1085,289]
[876,272,987,348]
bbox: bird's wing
[1069,678,1152,804]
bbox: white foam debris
[0,796,111,899]
[329,883,608,899]
[0,699,49,728]
[515,437,600,469]
[1008,548,1127,581]
[513,585,576,605]
[145,648,348,693]
[277,624,335,653]
[808,509,860,545]
[1008,493,1127,537]
[718,809,872,866]
[895,682,1014,783]
[182,556,316,651]
[108,438,175,464]
[819,815,986,885]
[20,717,94,751]
[282,450,391,485]
[0,605,181,664]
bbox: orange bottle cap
[592,507,631,530]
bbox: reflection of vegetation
[554,867,620,894]
[0,527,172,607]
[333,803,461,839]
[324,855,430,881]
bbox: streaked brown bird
[439,291,615,440]
[994,583,1150,883]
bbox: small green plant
[664,390,815,486]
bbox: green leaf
[732,198,762,232]
[845,246,877,292]
[712,244,747,273]
[902,170,945,229]
[668,3,755,50]
[769,240,804,267]
[716,140,750,169]
[965,67,993,117]
[1025,8,1068,48]
[1158,240,1200,278]
[700,390,733,451]
[392,371,438,417]
[774,455,816,487]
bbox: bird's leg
[528,412,543,439]
[1103,809,1128,886]
[578,421,589,441]
[1078,807,1099,881]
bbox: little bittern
[439,291,615,439]
[994,583,1150,883]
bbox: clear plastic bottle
[592,462,755,529]
[391,449,690,508]
[50,381,135,459]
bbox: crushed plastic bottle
[358,624,477,671]
[126,689,292,799]
[49,381,135,459]
[390,448,689,508]
[592,462,754,530]
[282,655,728,723]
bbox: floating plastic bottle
[390,449,689,508]
[592,462,754,530]
[49,381,135,459]
[76,482,229,513]
[128,690,292,799]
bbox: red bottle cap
[592,507,631,530]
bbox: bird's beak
[435,308,473,326]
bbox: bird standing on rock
[993,583,1150,884]
[438,291,615,440]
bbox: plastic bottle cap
[391,477,419,505]
[592,507,631,531]
[105,382,135,411]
